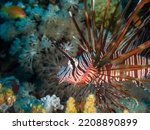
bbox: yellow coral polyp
[5,95,16,105]
[66,95,97,113]
[31,105,46,113]
[65,97,77,113]
[5,88,14,98]
[86,94,96,102]
[0,85,16,106]
[4,88,16,105]
[83,94,96,113]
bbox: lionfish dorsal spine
[69,11,89,52]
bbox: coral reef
[0,0,150,113]
[0,76,64,113]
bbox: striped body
[58,51,150,86]
[57,53,97,85]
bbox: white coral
[40,35,52,51]
[61,41,78,56]
[19,45,39,72]
[41,95,64,113]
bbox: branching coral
[41,95,64,113]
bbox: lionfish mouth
[53,0,150,112]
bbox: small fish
[1,6,26,19]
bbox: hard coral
[41,95,64,113]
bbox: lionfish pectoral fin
[111,64,150,71]
[111,41,150,65]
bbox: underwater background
[0,0,150,113]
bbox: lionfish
[52,0,150,112]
